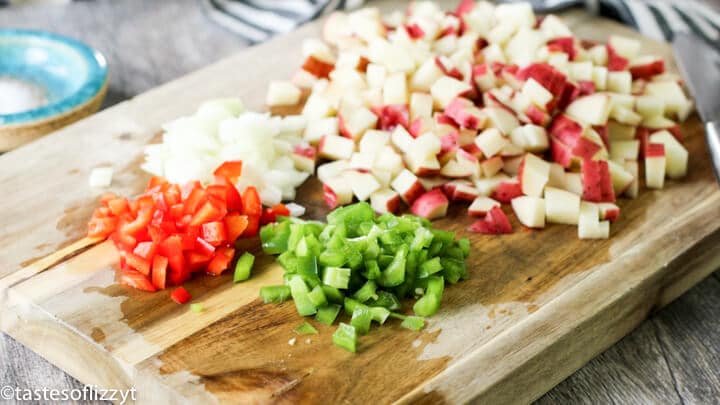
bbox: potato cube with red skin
[374,104,410,131]
[338,106,378,141]
[318,135,354,160]
[445,98,486,129]
[431,76,473,108]
[519,153,551,197]
[291,144,317,173]
[266,81,302,107]
[629,56,665,80]
[607,160,635,195]
[544,186,580,225]
[391,169,426,204]
[443,180,479,202]
[323,176,353,209]
[491,180,523,203]
[597,202,621,222]
[410,189,449,220]
[578,201,610,239]
[516,63,568,100]
[512,196,546,228]
[468,206,513,234]
[581,159,615,202]
[481,156,504,177]
[468,196,501,217]
[302,55,335,79]
[645,143,666,189]
[475,127,509,157]
[649,130,688,179]
[370,189,400,214]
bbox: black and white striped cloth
[199,0,720,47]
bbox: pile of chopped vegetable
[87,161,289,292]
[258,202,470,352]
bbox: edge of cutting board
[1,4,719,404]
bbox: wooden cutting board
[1,3,719,403]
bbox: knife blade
[673,32,720,182]
[673,33,720,123]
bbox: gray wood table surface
[1,1,719,404]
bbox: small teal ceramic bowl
[0,29,108,151]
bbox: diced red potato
[323,177,353,209]
[287,3,690,237]
[578,201,610,239]
[629,56,665,80]
[266,81,302,107]
[581,159,615,202]
[391,169,426,204]
[370,188,400,214]
[645,143,666,189]
[338,106,378,141]
[291,144,317,173]
[480,156,504,177]
[468,196,501,217]
[544,186,580,225]
[622,160,639,199]
[410,189,449,220]
[443,180,479,202]
[302,55,335,79]
[512,196,546,228]
[318,135,354,160]
[345,170,381,202]
[519,153,550,197]
[597,202,621,222]
[468,206,513,234]
[607,160,635,195]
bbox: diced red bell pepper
[195,237,216,256]
[170,287,192,304]
[147,225,167,244]
[213,176,243,212]
[206,185,228,204]
[260,204,291,225]
[167,268,190,286]
[123,251,151,276]
[244,215,260,237]
[99,192,117,206]
[207,246,235,275]
[201,221,227,246]
[169,204,184,220]
[176,214,193,229]
[241,186,262,217]
[111,229,137,251]
[159,235,185,274]
[164,184,181,206]
[152,192,168,212]
[107,198,130,216]
[183,188,207,215]
[190,199,225,226]
[151,255,168,290]
[87,216,118,238]
[133,241,158,261]
[122,206,153,236]
[93,206,111,218]
[213,161,243,183]
[224,214,248,242]
[146,176,169,191]
[181,180,202,200]
[158,220,178,235]
[151,208,165,226]
[119,270,157,292]
[186,251,212,272]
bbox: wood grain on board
[1,5,719,404]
